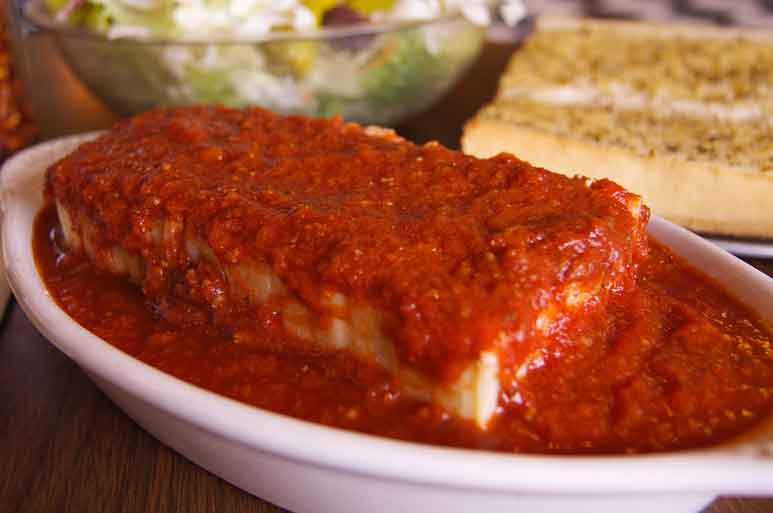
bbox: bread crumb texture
[488,23,773,172]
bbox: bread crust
[463,118,773,239]
[536,15,773,42]
[464,16,773,239]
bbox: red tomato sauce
[46,107,652,386]
[34,205,773,454]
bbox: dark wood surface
[2,41,773,513]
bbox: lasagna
[47,106,649,428]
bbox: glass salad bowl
[21,0,486,125]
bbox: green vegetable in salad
[52,0,176,36]
[362,31,434,111]
[264,41,319,78]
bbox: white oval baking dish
[2,134,773,513]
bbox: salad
[42,0,525,123]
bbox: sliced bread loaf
[463,16,773,238]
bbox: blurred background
[523,0,773,27]
[6,0,773,143]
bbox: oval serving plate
[706,236,773,260]
[3,134,773,513]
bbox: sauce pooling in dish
[38,107,773,453]
[46,107,654,429]
[35,202,773,454]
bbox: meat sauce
[35,198,773,454]
[36,107,773,453]
[46,108,650,388]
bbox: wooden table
[2,41,773,513]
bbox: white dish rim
[706,236,773,260]
[3,134,773,498]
